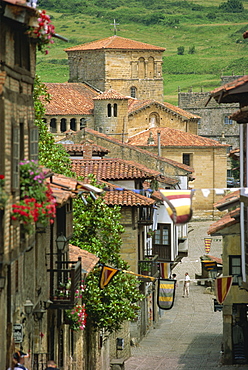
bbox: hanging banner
[159,189,193,225]
[215,276,233,304]
[157,279,176,310]
[202,260,216,271]
[204,238,212,254]
[159,262,170,279]
[99,265,119,289]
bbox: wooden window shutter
[12,126,20,191]
[30,127,39,161]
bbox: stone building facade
[178,77,241,150]
[65,35,165,102]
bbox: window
[147,56,154,77]
[224,115,233,124]
[14,32,30,70]
[80,118,86,130]
[70,118,76,131]
[60,118,66,132]
[113,103,117,117]
[153,224,171,260]
[130,86,137,98]
[138,57,145,78]
[183,153,192,167]
[107,103,111,117]
[50,118,57,133]
[229,256,241,285]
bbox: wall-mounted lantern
[56,233,68,252]
[24,299,34,315]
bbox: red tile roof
[65,35,165,52]
[213,190,240,210]
[44,83,99,115]
[230,105,248,124]
[63,142,109,156]
[208,255,223,265]
[102,182,156,207]
[69,245,99,274]
[128,99,201,120]
[93,89,129,100]
[210,75,248,96]
[47,173,103,205]
[71,158,162,181]
[85,128,194,174]
[208,208,240,235]
[127,127,228,148]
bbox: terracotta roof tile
[85,128,194,174]
[69,245,99,274]
[65,35,165,52]
[213,190,240,210]
[101,181,156,206]
[208,208,240,235]
[128,99,200,120]
[47,173,103,205]
[44,83,99,115]
[127,127,228,148]
[210,75,248,96]
[230,105,248,123]
[71,158,161,180]
[208,255,223,265]
[63,142,109,156]
[93,89,129,100]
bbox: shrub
[177,46,185,55]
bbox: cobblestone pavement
[125,221,248,370]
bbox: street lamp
[24,299,34,315]
[56,233,67,251]
[33,308,46,321]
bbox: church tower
[65,35,165,102]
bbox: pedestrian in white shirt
[182,272,190,298]
[7,350,29,370]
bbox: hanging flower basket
[10,160,56,234]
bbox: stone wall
[178,80,241,149]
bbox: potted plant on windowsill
[11,160,56,234]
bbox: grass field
[36,2,248,105]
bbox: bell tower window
[107,103,111,117]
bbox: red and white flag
[215,276,233,304]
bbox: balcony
[138,206,154,226]
[48,257,82,309]
[138,255,159,280]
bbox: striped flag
[202,260,216,271]
[215,276,233,304]
[159,262,170,279]
[204,238,212,253]
[157,279,176,310]
[159,189,193,225]
[99,265,119,289]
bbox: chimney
[83,142,93,159]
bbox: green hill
[36,0,248,104]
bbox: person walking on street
[7,350,29,370]
[182,272,190,297]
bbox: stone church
[65,35,165,102]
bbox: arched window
[149,113,160,127]
[107,103,111,117]
[60,118,66,132]
[113,103,117,117]
[147,56,154,77]
[138,57,145,79]
[50,118,57,133]
[130,86,137,98]
[70,118,76,131]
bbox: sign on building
[13,323,23,343]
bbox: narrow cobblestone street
[125,221,248,370]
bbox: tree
[219,0,244,13]
[72,189,143,333]
[177,46,185,55]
